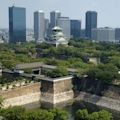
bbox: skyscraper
[85,11,97,39]
[70,20,81,39]
[34,10,45,43]
[9,6,26,43]
[81,29,86,38]
[50,11,61,29]
[92,27,115,43]
[115,28,120,43]
[57,17,71,40]
[45,19,49,38]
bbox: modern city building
[85,11,97,39]
[0,29,9,43]
[57,17,71,40]
[34,10,45,43]
[92,27,115,43]
[70,20,81,39]
[81,29,86,38]
[50,11,61,29]
[115,28,120,43]
[9,6,26,43]
[45,19,50,39]
[26,29,35,42]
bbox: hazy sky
[0,0,120,28]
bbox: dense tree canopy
[75,109,112,120]
[86,64,120,83]
[0,40,120,83]
[0,106,112,120]
[46,67,68,78]
[0,106,69,120]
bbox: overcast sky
[0,0,120,28]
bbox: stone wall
[0,76,74,108]
[54,78,73,94]
[73,78,120,100]
[73,78,120,112]
[103,85,120,100]
[0,75,120,111]
[0,83,41,108]
[41,77,74,106]
[76,92,120,112]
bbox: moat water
[64,102,120,120]
[25,101,120,120]
[55,101,120,120]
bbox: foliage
[86,64,119,83]
[0,106,25,120]
[0,106,69,120]
[0,96,4,109]
[49,108,69,120]
[22,109,54,120]
[0,42,37,69]
[75,109,89,120]
[0,40,120,83]
[46,67,68,78]
[45,59,59,66]
[0,76,27,85]
[75,109,112,120]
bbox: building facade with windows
[115,28,120,43]
[70,20,81,39]
[85,11,97,39]
[50,11,61,29]
[57,17,70,40]
[92,27,115,43]
[9,6,26,43]
[34,10,45,43]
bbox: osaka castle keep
[46,26,68,47]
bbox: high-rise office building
[81,29,86,38]
[9,6,26,43]
[34,10,45,43]
[115,28,120,43]
[85,11,97,39]
[50,11,61,29]
[92,27,115,43]
[57,17,70,40]
[70,20,81,39]
[45,19,49,38]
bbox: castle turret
[46,26,68,47]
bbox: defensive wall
[0,70,120,111]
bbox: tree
[98,110,112,120]
[45,59,59,66]
[0,107,69,120]
[23,109,54,120]
[46,67,68,78]
[1,106,25,120]
[89,112,99,120]
[86,67,99,80]
[0,96,4,109]
[86,64,119,84]
[75,109,112,120]
[75,109,89,120]
[109,56,120,69]
[49,108,69,120]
